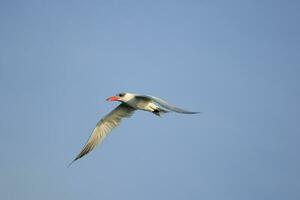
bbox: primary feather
[69,103,135,166]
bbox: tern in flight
[69,92,199,166]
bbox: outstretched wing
[69,103,135,166]
[136,95,199,114]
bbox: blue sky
[0,0,299,199]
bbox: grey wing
[69,103,135,166]
[136,95,199,114]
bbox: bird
[69,92,199,166]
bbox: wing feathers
[69,103,135,166]
[136,95,199,114]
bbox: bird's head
[106,92,133,103]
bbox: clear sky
[0,0,299,200]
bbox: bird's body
[69,92,199,166]
[120,93,156,111]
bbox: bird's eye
[118,93,125,97]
